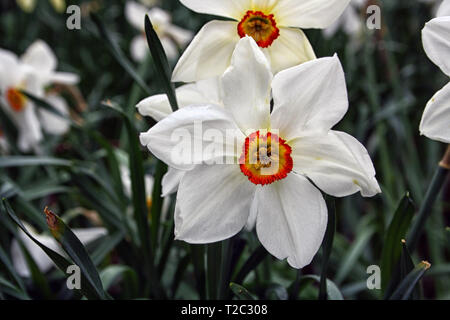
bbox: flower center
[6,88,27,112]
[240,131,293,185]
[237,11,280,48]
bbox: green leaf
[300,275,344,300]
[389,261,431,300]
[144,15,178,111]
[229,282,256,300]
[42,207,109,300]
[233,245,268,284]
[319,198,336,300]
[191,244,206,300]
[0,275,30,300]
[90,14,151,95]
[0,245,27,293]
[207,242,222,300]
[2,200,104,299]
[100,265,138,298]
[171,253,191,298]
[102,100,161,298]
[20,90,74,124]
[0,156,72,168]
[150,159,167,250]
[381,192,415,290]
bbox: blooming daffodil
[172,0,351,82]
[141,37,380,268]
[0,40,78,152]
[419,16,450,142]
[125,1,193,62]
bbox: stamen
[6,88,27,112]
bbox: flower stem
[319,198,336,300]
[407,145,450,252]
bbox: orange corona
[6,88,26,112]
[237,11,280,48]
[240,131,293,185]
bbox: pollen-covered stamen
[238,11,280,48]
[6,88,27,112]
[240,131,293,186]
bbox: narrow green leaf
[0,156,72,168]
[43,207,109,300]
[90,14,151,95]
[407,166,449,252]
[191,244,206,300]
[0,245,26,293]
[144,15,178,111]
[319,198,336,300]
[2,200,103,299]
[150,159,167,250]
[100,265,138,298]
[171,253,191,298]
[229,283,256,300]
[207,242,222,300]
[381,192,415,290]
[389,261,431,300]
[0,276,30,300]
[234,245,268,284]
[300,275,344,300]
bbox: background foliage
[0,0,449,300]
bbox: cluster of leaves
[0,0,449,300]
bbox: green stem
[206,242,222,300]
[407,146,450,252]
[319,198,336,300]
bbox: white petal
[175,164,255,243]
[21,40,57,75]
[140,105,244,170]
[160,37,179,61]
[137,78,222,121]
[437,0,450,17]
[291,131,381,197]
[130,35,148,62]
[38,95,70,135]
[172,21,239,82]
[16,103,43,152]
[0,49,21,90]
[422,16,450,76]
[271,55,348,140]
[222,37,272,133]
[125,0,147,31]
[162,167,186,196]
[166,25,194,48]
[72,227,108,243]
[49,72,79,85]
[273,0,352,28]
[179,0,250,20]
[255,173,327,269]
[265,27,316,75]
[420,82,450,143]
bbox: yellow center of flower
[237,11,280,48]
[240,131,293,185]
[6,88,27,112]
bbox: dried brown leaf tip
[44,206,63,240]
[420,260,431,270]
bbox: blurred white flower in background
[137,78,223,196]
[172,0,351,82]
[419,0,450,17]
[419,16,450,143]
[323,0,366,40]
[141,38,380,268]
[0,127,9,154]
[0,40,79,152]
[11,222,106,277]
[125,1,193,62]
[16,0,66,13]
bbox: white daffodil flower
[0,40,78,152]
[137,78,223,196]
[125,1,193,62]
[437,0,450,16]
[323,0,366,39]
[11,222,107,277]
[420,16,450,143]
[141,37,380,268]
[172,0,351,82]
